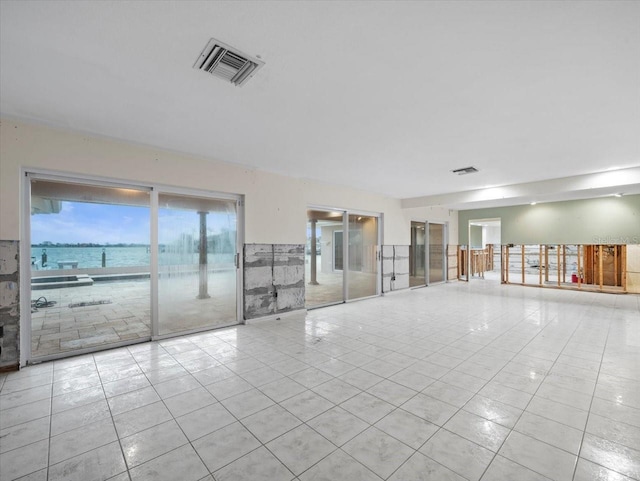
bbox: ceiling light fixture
[530,202,537,205]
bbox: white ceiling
[1,0,639,206]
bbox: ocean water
[31,246,236,269]
[31,246,150,269]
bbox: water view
[31,246,236,270]
[32,246,150,269]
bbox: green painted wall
[469,225,483,248]
[458,195,640,245]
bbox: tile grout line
[570,299,617,481]
[93,352,132,481]
[46,364,54,481]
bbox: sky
[31,201,236,245]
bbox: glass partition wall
[25,174,241,362]
[306,209,380,308]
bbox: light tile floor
[1,280,639,481]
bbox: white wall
[484,226,501,245]
[0,119,410,245]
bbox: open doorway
[467,218,501,280]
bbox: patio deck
[31,278,152,359]
[30,269,238,359]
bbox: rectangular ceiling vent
[194,38,264,87]
[452,166,479,175]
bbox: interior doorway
[467,218,501,280]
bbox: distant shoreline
[32,244,150,248]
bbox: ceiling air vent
[452,166,479,175]
[193,38,264,87]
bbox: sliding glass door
[158,193,237,335]
[305,208,380,308]
[410,220,447,287]
[25,173,241,362]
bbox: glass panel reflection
[158,193,237,335]
[305,209,344,307]
[347,214,378,300]
[428,223,445,284]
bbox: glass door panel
[158,193,237,335]
[410,221,426,287]
[347,214,378,300]
[428,222,445,284]
[305,209,344,308]
[29,178,151,359]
